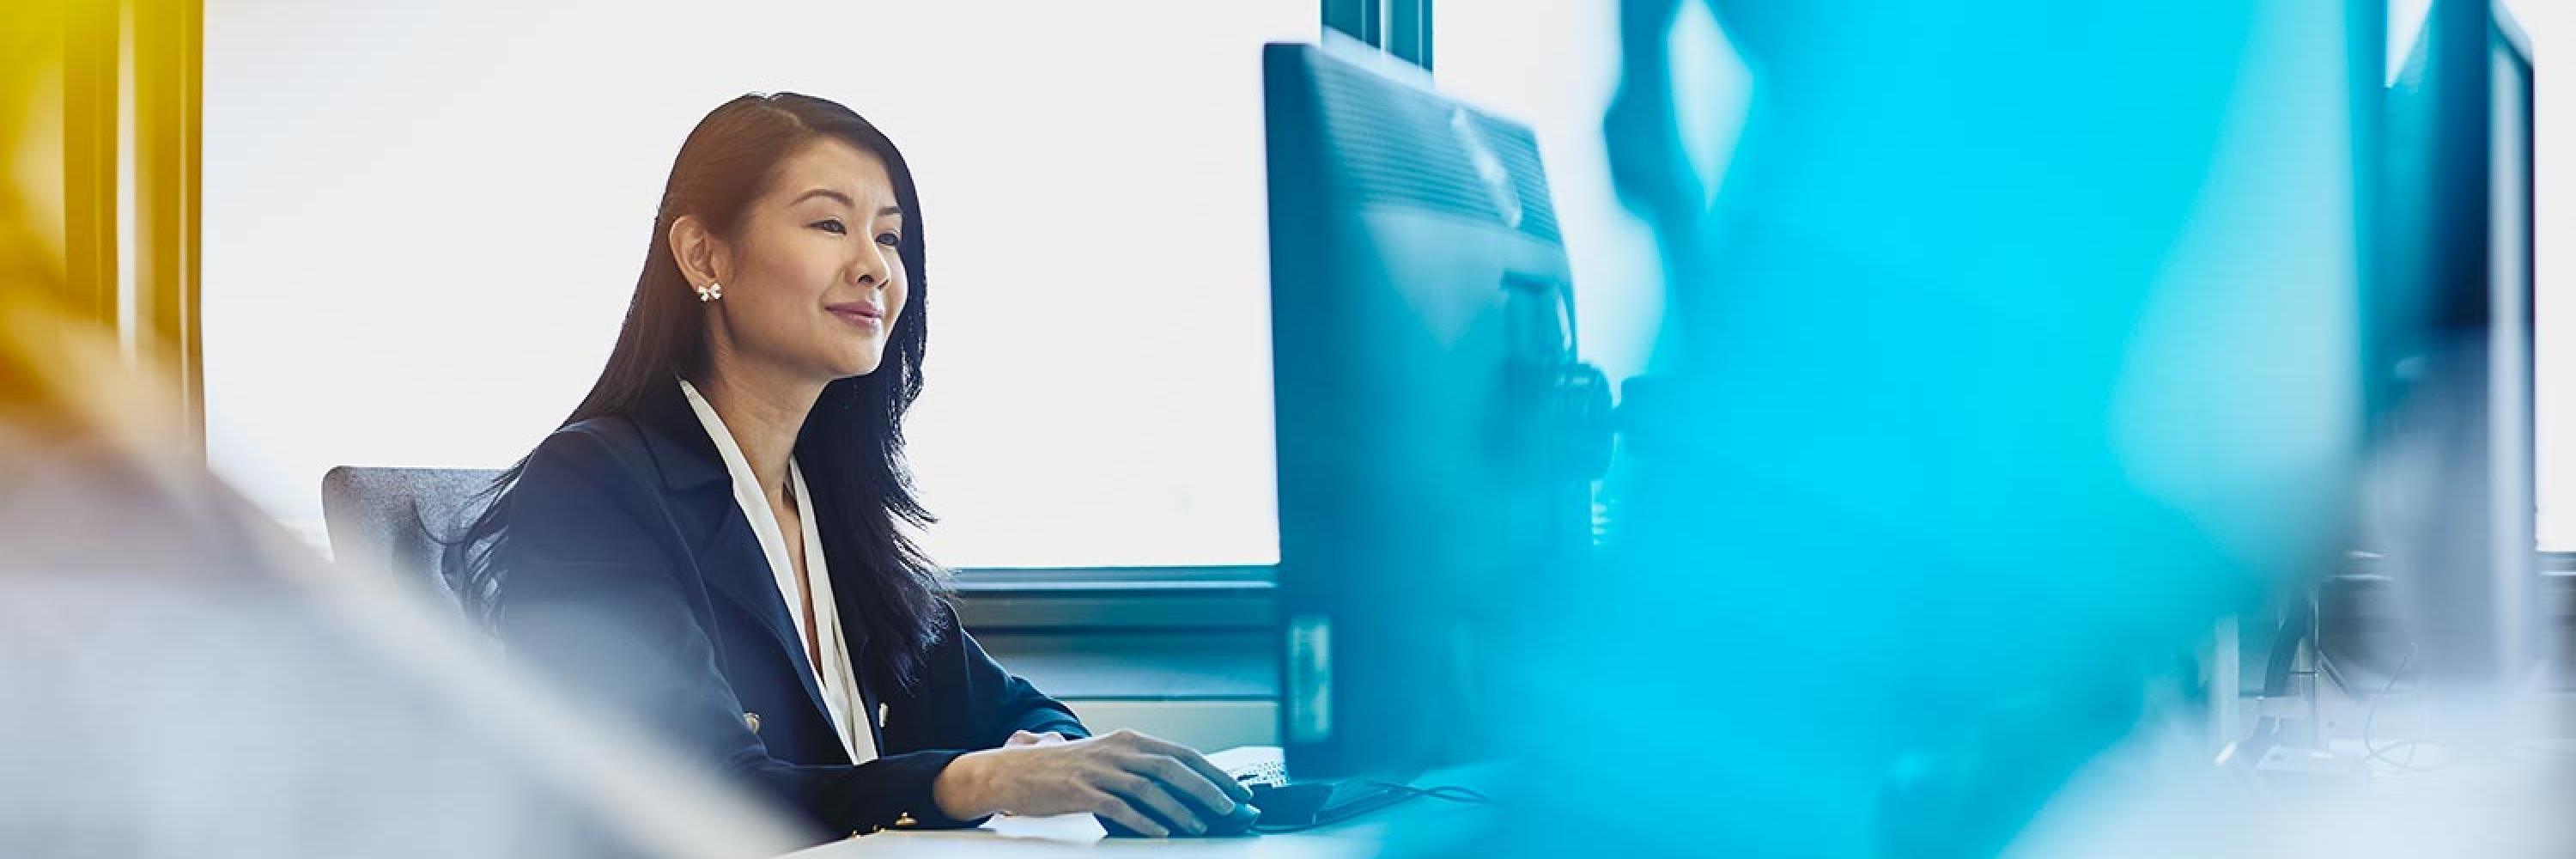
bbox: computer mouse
[1098,794,1261,838]
[1246,781,1337,827]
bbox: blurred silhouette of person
[1488,2,2372,856]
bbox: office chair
[320,466,503,612]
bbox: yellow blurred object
[1,0,204,448]
[0,1,76,306]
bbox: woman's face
[703,137,909,381]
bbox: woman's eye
[876,232,902,247]
[811,219,847,235]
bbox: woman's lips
[827,303,883,329]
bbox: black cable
[2518,743,2576,760]
[2259,598,2314,698]
[2360,644,2450,772]
[1356,781,1492,804]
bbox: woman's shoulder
[518,414,660,502]
[504,413,681,560]
[552,413,653,454]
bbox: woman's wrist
[932,749,1001,821]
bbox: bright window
[204,1,1312,567]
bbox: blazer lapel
[831,559,885,753]
[629,381,835,740]
[693,510,833,728]
[813,500,886,753]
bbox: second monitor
[1262,40,1612,781]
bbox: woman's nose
[851,243,892,288]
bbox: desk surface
[788,765,1504,858]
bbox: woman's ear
[667,214,729,293]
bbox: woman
[456,93,1249,843]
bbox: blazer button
[743,711,762,734]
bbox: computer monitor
[1261,40,1611,780]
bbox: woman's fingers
[1091,790,1170,838]
[1100,771,1206,835]
[1125,752,1239,815]
[1129,736,1255,805]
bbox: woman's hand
[933,728,1253,837]
[1004,729,1066,747]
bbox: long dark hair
[453,92,946,691]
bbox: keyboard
[1207,745,1291,788]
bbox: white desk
[787,765,1504,859]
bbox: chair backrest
[320,466,506,611]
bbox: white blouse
[677,379,878,765]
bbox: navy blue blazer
[491,381,1085,841]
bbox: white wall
[2497,0,2573,549]
[204,1,2573,555]
[203,1,1311,566]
